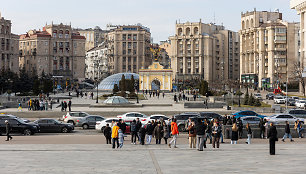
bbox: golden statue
[150,47,161,62]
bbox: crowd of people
[27,98,53,111]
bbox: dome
[97,73,139,91]
[103,96,129,104]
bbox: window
[126,113,135,117]
[122,34,126,41]
[133,34,137,40]
[275,36,286,41]
[87,117,95,121]
[38,120,48,124]
[275,28,286,34]
[96,117,104,121]
[48,120,56,124]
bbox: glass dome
[97,73,139,91]
[103,96,129,104]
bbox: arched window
[65,30,69,38]
[251,19,254,28]
[186,27,190,35]
[246,20,249,29]
[194,27,199,35]
[242,21,245,29]
[53,30,57,38]
[178,28,182,36]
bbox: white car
[265,114,304,124]
[274,96,285,104]
[62,112,90,125]
[117,112,148,122]
[95,118,120,132]
[254,93,262,99]
[295,100,306,108]
[143,114,170,125]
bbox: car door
[0,119,6,135]
[285,115,295,123]
[86,116,96,128]
[9,119,21,133]
[38,120,49,132]
[48,119,60,132]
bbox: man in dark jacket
[5,120,12,141]
[282,121,293,142]
[195,118,207,151]
[268,122,278,155]
[146,121,154,144]
[139,126,146,145]
[130,120,137,144]
[118,119,127,134]
[103,124,111,144]
[136,118,142,142]
[259,118,265,139]
[237,118,243,138]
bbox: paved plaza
[0,142,305,174]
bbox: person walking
[17,102,22,112]
[68,99,72,112]
[246,123,252,144]
[111,123,119,149]
[64,101,67,112]
[282,121,294,142]
[259,118,265,139]
[231,123,239,144]
[5,120,12,141]
[168,118,179,148]
[146,121,154,144]
[186,121,196,148]
[153,122,163,144]
[195,119,207,151]
[103,124,112,144]
[130,120,137,144]
[268,122,278,155]
[163,121,170,144]
[212,122,222,148]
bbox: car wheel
[82,124,89,129]
[178,125,185,132]
[23,129,32,136]
[67,120,74,125]
[62,127,69,133]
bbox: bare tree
[293,62,305,96]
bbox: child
[118,129,124,148]
[104,124,112,144]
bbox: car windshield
[16,118,26,124]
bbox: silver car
[241,116,261,125]
[62,112,90,125]
[265,114,304,124]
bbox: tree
[33,79,40,95]
[292,62,306,96]
[248,93,255,106]
[128,75,135,93]
[243,91,249,105]
[235,90,243,107]
[113,84,119,94]
[199,80,209,96]
[254,98,261,107]
[119,75,126,97]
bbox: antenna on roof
[213,12,216,24]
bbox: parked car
[295,100,306,108]
[95,118,120,132]
[143,115,170,124]
[254,93,262,100]
[117,112,148,122]
[266,93,275,100]
[286,98,296,106]
[290,96,299,101]
[274,96,286,104]
[199,112,222,121]
[62,112,90,125]
[241,116,261,125]
[0,118,39,136]
[34,119,74,133]
[265,114,304,124]
[232,110,266,119]
[174,112,200,132]
[285,109,306,118]
[76,115,105,129]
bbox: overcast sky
[0,0,299,43]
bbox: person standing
[64,101,67,112]
[163,121,170,144]
[268,122,278,155]
[231,123,239,144]
[146,121,154,144]
[118,129,124,148]
[206,121,212,144]
[168,118,179,148]
[162,92,165,98]
[5,120,12,141]
[68,99,72,112]
[259,118,265,139]
[135,118,142,142]
[195,119,207,151]
[130,120,137,144]
[282,121,294,142]
[139,125,146,145]
[246,123,252,144]
[174,93,177,102]
[111,123,119,149]
[153,122,163,144]
[237,118,243,139]
[264,119,269,139]
[17,102,22,112]
[103,124,112,144]
[186,121,196,149]
[295,120,304,138]
[45,100,48,111]
[212,122,222,148]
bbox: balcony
[53,70,72,77]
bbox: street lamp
[96,78,99,103]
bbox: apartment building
[77,26,109,51]
[106,24,152,74]
[240,10,300,88]
[0,12,19,73]
[169,20,240,82]
[19,23,86,83]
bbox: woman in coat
[231,123,238,144]
[163,121,170,144]
[153,123,163,144]
[186,121,197,148]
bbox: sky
[0,0,300,43]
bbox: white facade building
[85,43,108,80]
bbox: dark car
[0,114,31,123]
[0,118,39,136]
[266,93,275,100]
[200,112,222,121]
[76,115,105,129]
[34,119,74,133]
[174,112,200,132]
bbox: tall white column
[168,75,171,90]
[162,74,165,90]
[147,74,149,90]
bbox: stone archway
[151,79,161,90]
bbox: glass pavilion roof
[97,73,139,90]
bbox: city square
[1,0,306,173]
